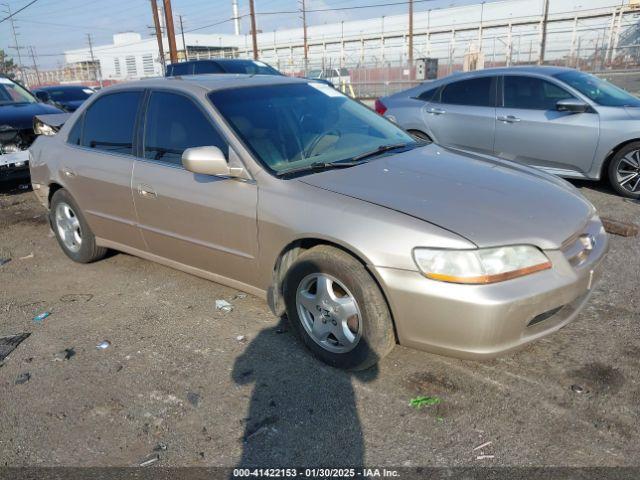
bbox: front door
[60,90,146,250]
[132,90,258,285]
[494,75,600,176]
[423,75,496,155]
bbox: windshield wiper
[350,143,414,162]
[277,160,365,177]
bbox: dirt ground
[0,179,638,468]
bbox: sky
[1,0,495,68]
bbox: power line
[0,0,41,24]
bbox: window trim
[65,89,145,159]
[499,74,578,111]
[138,88,231,170]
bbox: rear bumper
[375,220,608,359]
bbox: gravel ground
[0,179,638,468]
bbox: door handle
[426,107,446,115]
[62,168,76,178]
[497,115,521,123]
[137,184,157,198]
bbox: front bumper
[0,150,30,182]
[375,218,609,359]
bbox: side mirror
[35,91,50,103]
[181,146,243,177]
[556,98,588,113]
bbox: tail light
[374,98,387,115]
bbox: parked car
[307,67,351,86]
[0,76,62,182]
[377,66,640,198]
[166,59,282,77]
[33,85,95,112]
[30,75,607,369]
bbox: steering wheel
[304,129,341,158]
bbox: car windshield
[0,78,37,105]
[47,88,94,101]
[218,60,281,76]
[208,83,416,175]
[554,70,640,107]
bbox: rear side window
[194,62,224,74]
[168,62,192,76]
[417,87,439,102]
[143,91,227,166]
[81,92,142,155]
[440,77,494,107]
[503,76,574,110]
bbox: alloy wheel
[616,150,640,194]
[295,273,363,354]
[55,202,82,253]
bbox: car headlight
[413,245,551,284]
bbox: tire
[49,189,107,263]
[408,130,432,143]
[607,142,640,198]
[283,245,395,370]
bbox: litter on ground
[33,312,51,323]
[215,299,233,312]
[409,396,441,409]
[96,341,111,350]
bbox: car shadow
[232,317,378,467]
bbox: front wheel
[608,143,640,198]
[283,245,395,370]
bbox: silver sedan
[377,66,640,198]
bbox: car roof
[35,85,91,91]
[105,74,307,93]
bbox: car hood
[0,102,63,129]
[299,145,594,250]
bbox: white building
[64,0,636,80]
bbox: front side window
[554,70,640,107]
[81,91,142,155]
[209,82,415,175]
[143,91,227,166]
[503,76,574,110]
[440,77,494,107]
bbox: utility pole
[538,0,550,65]
[408,0,414,65]
[28,46,41,86]
[150,0,165,72]
[301,0,308,71]
[249,0,259,59]
[86,34,103,88]
[179,15,188,61]
[3,3,24,79]
[163,0,178,64]
[232,0,240,35]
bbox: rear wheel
[50,189,107,263]
[283,245,395,370]
[608,142,640,198]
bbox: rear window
[168,63,192,76]
[194,62,224,74]
[81,91,142,155]
[217,60,280,75]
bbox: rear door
[494,75,599,175]
[131,90,258,285]
[60,90,146,250]
[423,76,496,154]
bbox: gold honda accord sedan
[29,75,608,370]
